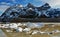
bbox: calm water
[0,29,7,37]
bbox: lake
[0,29,7,37]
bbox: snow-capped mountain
[0,3,47,21]
[45,8,60,18]
[0,3,60,22]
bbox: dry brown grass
[1,24,60,37]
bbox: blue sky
[0,0,60,8]
[0,0,45,6]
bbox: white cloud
[0,5,9,12]
[0,2,14,6]
[41,0,60,8]
[0,2,11,5]
[0,5,10,16]
[12,0,16,2]
[0,2,7,4]
[11,0,17,3]
[11,0,16,2]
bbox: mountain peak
[27,3,35,8]
[37,3,51,11]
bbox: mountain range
[0,3,60,22]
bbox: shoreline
[0,29,7,37]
